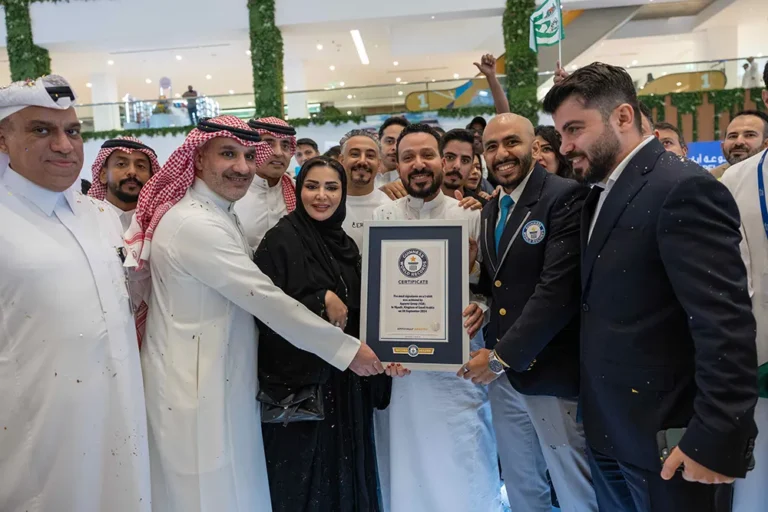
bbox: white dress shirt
[495,167,534,231]
[342,189,391,250]
[142,177,361,512]
[374,169,399,189]
[589,136,655,241]
[0,166,151,512]
[234,174,292,251]
[372,192,502,512]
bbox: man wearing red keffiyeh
[234,116,299,249]
[130,115,383,512]
[88,136,161,231]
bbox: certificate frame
[360,220,469,371]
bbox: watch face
[489,359,504,374]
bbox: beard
[442,170,463,191]
[349,162,374,186]
[725,143,757,165]
[108,177,144,204]
[566,125,621,184]
[404,168,443,198]
[492,151,534,190]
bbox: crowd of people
[0,55,767,512]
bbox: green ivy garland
[750,88,766,112]
[503,0,538,122]
[670,92,702,142]
[639,95,666,123]
[248,0,284,119]
[3,0,52,81]
[707,89,744,140]
[81,126,194,142]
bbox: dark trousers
[588,447,732,512]
[188,107,198,126]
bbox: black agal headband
[101,138,158,158]
[46,86,75,102]
[197,117,263,142]
[247,119,297,136]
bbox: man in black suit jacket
[543,62,758,512]
[461,113,598,511]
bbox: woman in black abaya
[254,156,397,512]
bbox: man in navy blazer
[543,62,758,511]
[461,113,597,512]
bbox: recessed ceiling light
[347,110,352,115]
[350,29,370,65]
[174,93,181,98]
[431,79,436,82]
[453,73,460,79]
[107,59,114,66]
[431,15,435,19]
[246,50,252,56]
[145,78,152,84]
[395,77,401,83]
[398,91,403,96]
[478,91,488,97]
[393,61,399,66]
[176,55,182,61]
[85,82,92,88]
[347,94,353,99]
[661,72,668,76]
[676,82,682,86]
[248,101,253,106]
[283,86,288,91]
[632,60,639,65]
[229,90,235,95]
[316,43,323,50]
[340,81,345,86]
[205,74,212,80]
[330,65,336,71]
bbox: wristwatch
[488,350,505,375]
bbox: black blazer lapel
[482,198,500,272]
[496,165,546,272]
[582,139,665,284]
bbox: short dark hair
[323,145,341,159]
[296,138,318,152]
[433,126,446,137]
[654,121,687,148]
[379,116,410,139]
[730,110,768,139]
[638,102,654,130]
[534,125,572,179]
[763,61,768,89]
[466,116,487,131]
[439,128,475,156]
[543,62,642,132]
[396,123,441,158]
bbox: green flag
[529,0,565,53]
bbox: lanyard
[757,149,768,241]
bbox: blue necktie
[495,195,514,254]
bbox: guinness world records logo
[399,248,429,278]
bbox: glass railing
[74,56,767,133]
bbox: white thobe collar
[106,201,135,230]
[406,191,445,214]
[191,178,234,213]
[250,174,284,192]
[1,165,75,216]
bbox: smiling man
[376,116,409,188]
[0,75,151,511]
[339,129,390,249]
[125,116,382,512]
[711,111,768,179]
[88,136,161,230]
[234,116,298,250]
[544,62,757,512]
[440,128,486,204]
[372,123,503,512]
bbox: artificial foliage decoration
[248,0,284,119]
[82,126,194,143]
[670,92,703,142]
[3,0,52,81]
[639,95,666,123]
[503,0,538,122]
[750,88,766,112]
[707,89,745,140]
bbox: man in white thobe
[87,136,161,231]
[339,129,391,249]
[372,124,503,512]
[721,147,768,512]
[124,115,383,512]
[0,76,151,511]
[235,116,298,250]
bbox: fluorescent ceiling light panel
[350,30,369,65]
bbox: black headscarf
[287,156,361,308]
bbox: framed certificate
[361,220,469,371]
